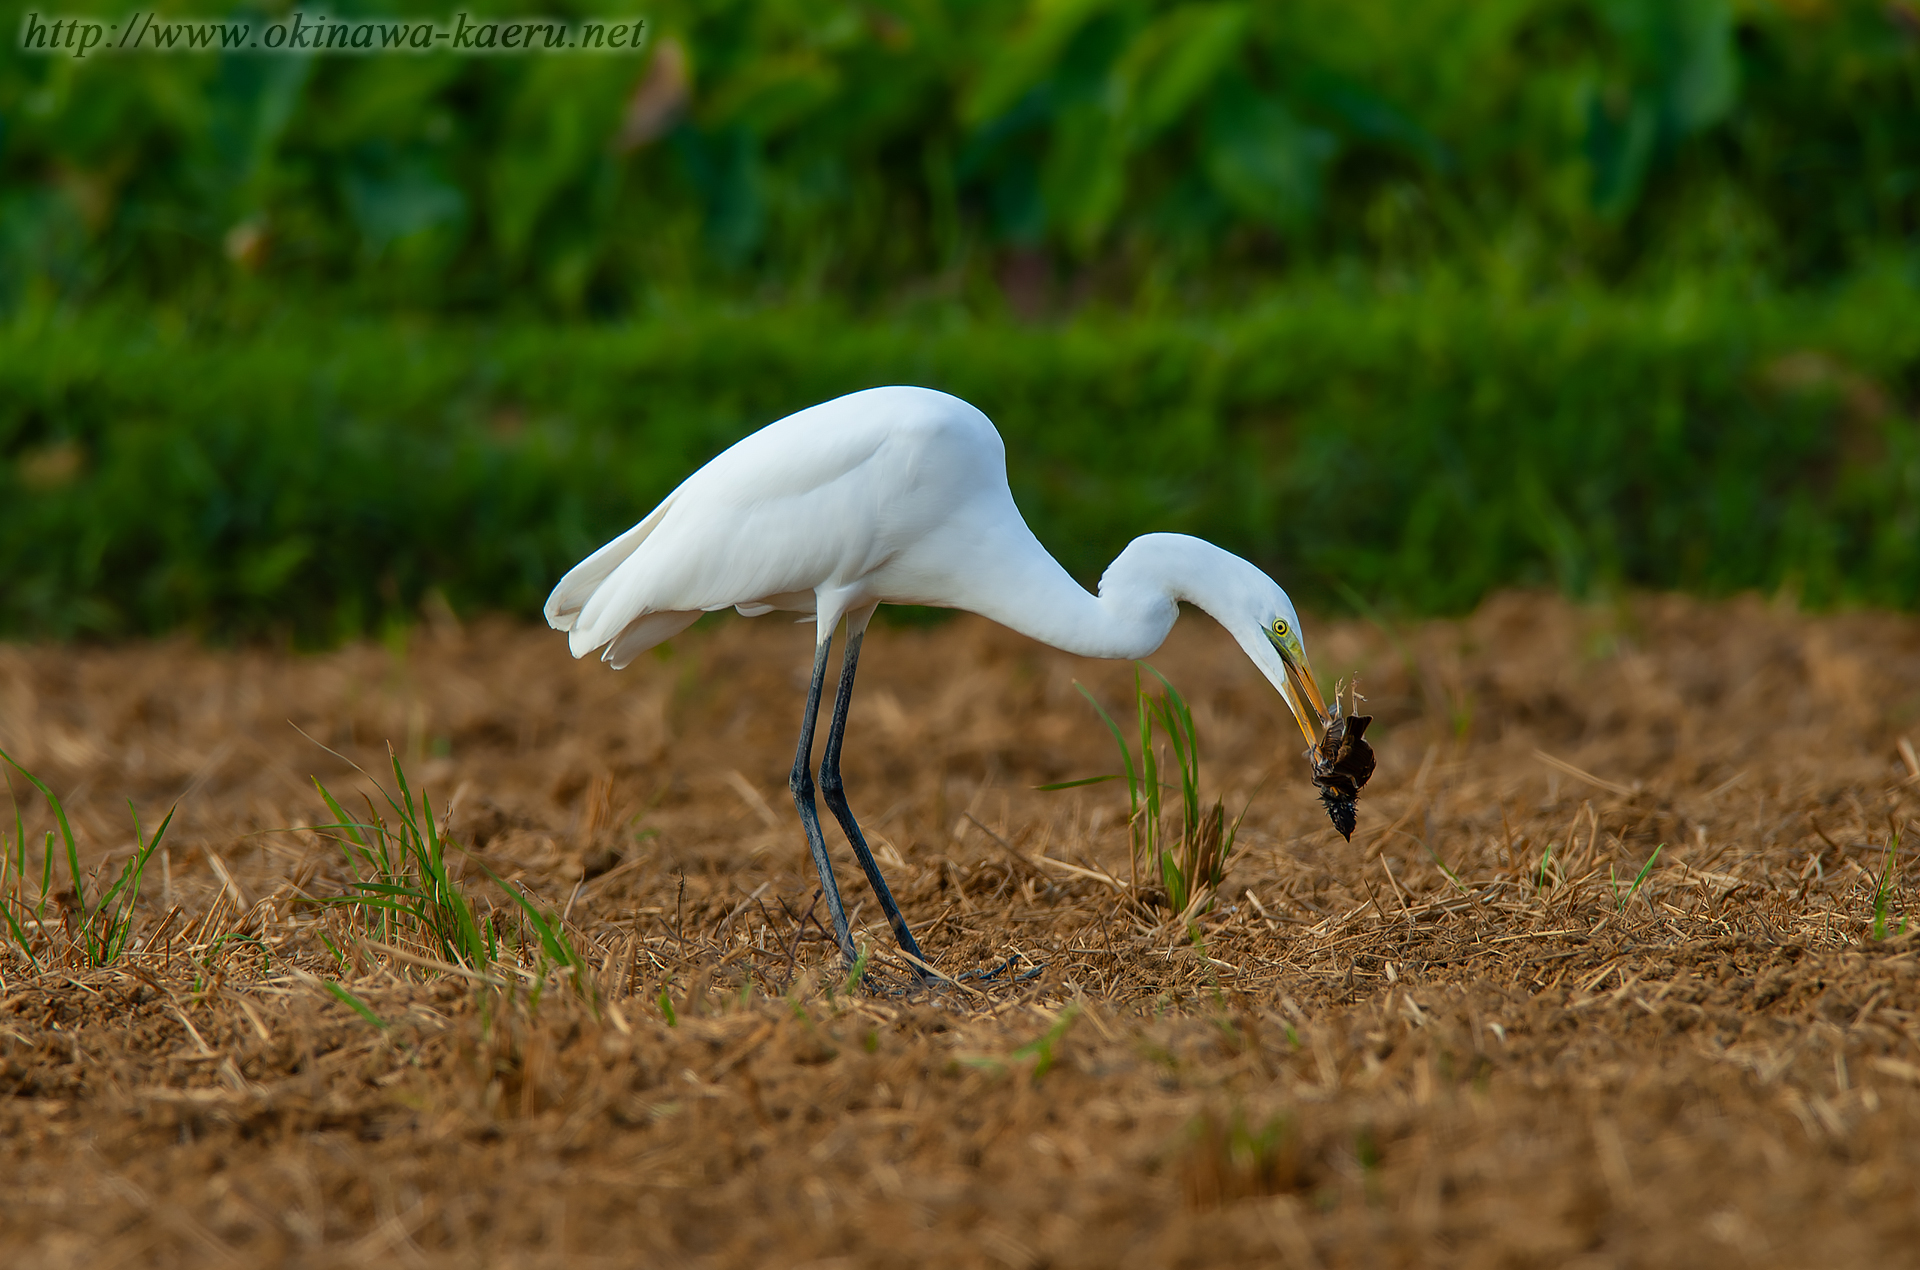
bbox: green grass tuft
[1612,844,1664,914]
[311,749,496,974]
[306,745,597,1006]
[1053,665,1247,921]
[2,747,174,970]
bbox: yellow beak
[1278,646,1329,752]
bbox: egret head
[1111,533,1330,752]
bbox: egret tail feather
[603,611,701,668]
[544,492,679,631]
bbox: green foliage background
[8,284,1918,641]
[8,0,1919,307]
[2,0,1918,639]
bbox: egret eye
[1272,618,1290,638]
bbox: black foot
[957,956,1045,984]
[844,954,1043,997]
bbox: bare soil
[3,593,1919,1268]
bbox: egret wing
[554,386,1002,662]
[564,411,900,658]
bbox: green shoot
[1615,844,1663,913]
[960,1005,1085,1079]
[317,928,352,976]
[1010,1003,1082,1079]
[1187,919,1229,1010]
[1873,831,1905,941]
[1425,841,1470,896]
[324,979,390,1031]
[3,746,175,969]
[841,943,872,998]
[204,931,271,977]
[1032,774,1124,792]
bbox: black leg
[819,628,932,975]
[790,635,857,965]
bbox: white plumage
[546,385,1327,976]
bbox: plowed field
[4,594,1919,1268]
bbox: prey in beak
[1310,713,1375,840]
[1269,621,1376,841]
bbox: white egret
[545,385,1329,976]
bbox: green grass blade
[1140,738,1160,833]
[1010,1003,1081,1079]
[1,770,38,973]
[389,750,424,841]
[360,794,398,879]
[474,860,589,997]
[1033,774,1123,791]
[1135,668,1153,816]
[842,944,871,997]
[93,801,173,964]
[316,929,351,975]
[313,779,370,853]
[1,902,41,973]
[100,802,171,915]
[324,980,390,1031]
[1872,832,1898,940]
[2,780,42,974]
[36,832,53,922]
[1623,844,1663,912]
[341,882,431,900]
[1137,671,1162,832]
[0,749,89,928]
[426,804,488,968]
[1424,841,1470,896]
[1073,682,1138,809]
[418,788,446,880]
[307,747,495,971]
[1141,663,1199,817]
[1149,693,1198,838]
[6,770,21,890]
[404,781,488,969]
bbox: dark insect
[1310,714,1375,841]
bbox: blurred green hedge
[4,0,1917,312]
[5,283,1917,641]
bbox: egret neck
[946,522,1291,665]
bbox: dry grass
[3,592,1919,1268]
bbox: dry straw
[2,596,1918,1264]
